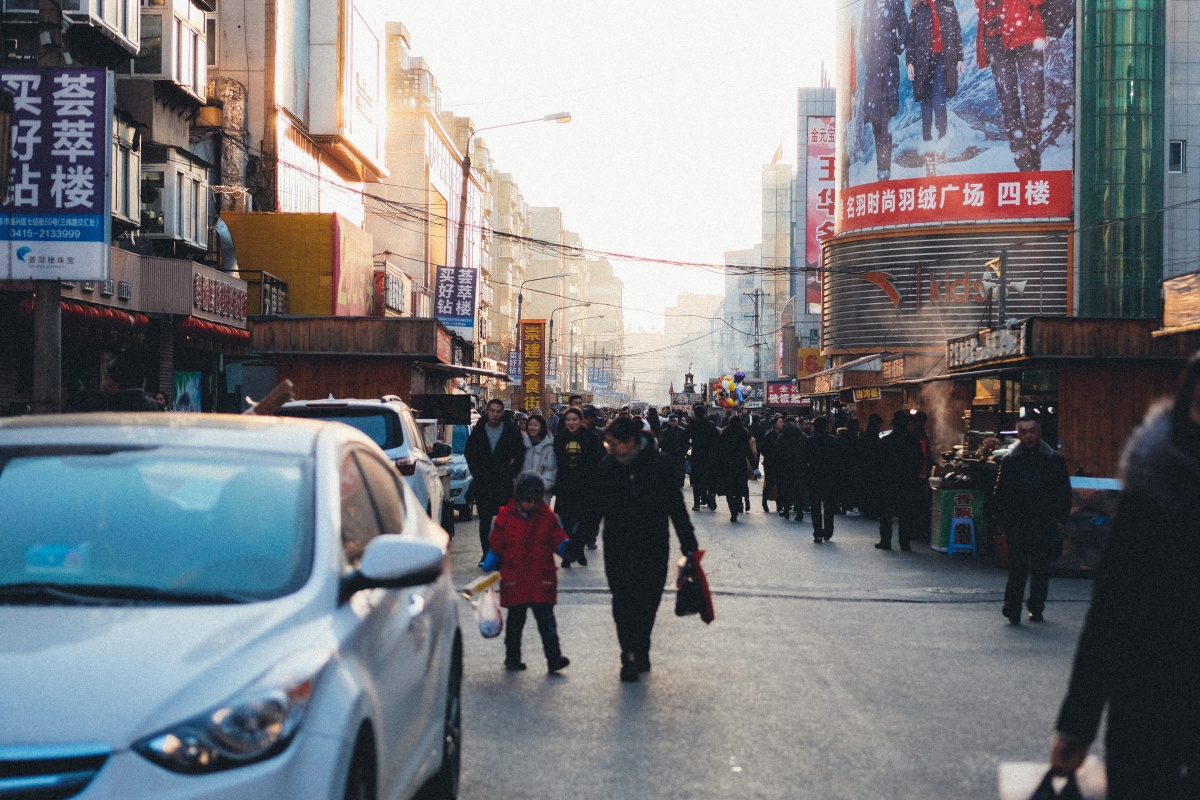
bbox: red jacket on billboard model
[975,0,1047,67]
[488,500,569,607]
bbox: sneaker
[577,551,588,566]
[620,663,640,682]
[548,655,570,672]
[1028,611,1045,623]
[504,660,527,671]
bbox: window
[134,13,163,74]
[354,453,406,535]
[206,12,218,67]
[128,6,205,100]
[1169,140,1186,173]
[140,153,209,247]
[111,119,141,224]
[339,453,383,571]
[141,171,165,233]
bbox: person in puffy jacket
[487,472,571,673]
[521,413,556,504]
[553,407,606,565]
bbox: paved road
[448,488,1096,800]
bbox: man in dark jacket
[464,398,526,561]
[806,416,840,542]
[759,415,785,512]
[688,404,720,511]
[992,413,1072,624]
[592,417,699,683]
[553,406,606,565]
[877,409,927,551]
[659,413,690,488]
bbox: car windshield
[0,446,314,603]
[277,407,399,449]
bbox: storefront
[944,317,1200,477]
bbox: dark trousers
[870,117,894,176]
[608,563,668,662]
[1004,527,1054,615]
[691,477,716,509]
[761,467,777,510]
[879,494,922,547]
[478,513,495,557]
[985,36,1045,170]
[920,58,948,141]
[504,603,562,664]
[810,491,836,538]
[778,479,806,519]
[726,490,744,516]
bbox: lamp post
[568,314,606,392]
[548,302,592,387]
[515,272,569,361]
[451,112,571,273]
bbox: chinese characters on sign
[806,117,836,270]
[766,381,808,407]
[2,68,113,281]
[835,172,1072,234]
[433,266,477,339]
[515,320,546,413]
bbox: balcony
[140,144,210,251]
[115,0,207,105]
[3,0,140,56]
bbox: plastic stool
[947,517,977,556]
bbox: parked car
[0,412,462,800]
[447,424,474,521]
[277,397,446,521]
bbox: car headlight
[450,467,468,480]
[133,651,328,774]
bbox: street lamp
[515,272,569,358]
[548,302,592,384]
[452,112,571,273]
[568,314,606,391]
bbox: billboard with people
[835,0,1075,232]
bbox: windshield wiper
[0,582,255,605]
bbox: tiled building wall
[1165,0,1200,278]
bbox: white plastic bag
[475,584,503,638]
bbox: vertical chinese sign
[1,68,113,281]
[805,116,835,314]
[433,266,477,339]
[516,320,546,413]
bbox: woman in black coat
[592,417,699,683]
[716,414,754,522]
[1051,356,1200,797]
[905,0,965,148]
[775,422,808,521]
[856,414,886,519]
[553,406,606,566]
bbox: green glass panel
[1078,0,1164,317]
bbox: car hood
[0,601,331,748]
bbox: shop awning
[419,362,511,381]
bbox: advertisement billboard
[433,266,477,339]
[836,0,1074,233]
[514,320,547,413]
[806,117,837,266]
[1,68,113,281]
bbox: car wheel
[343,729,377,800]
[414,630,462,800]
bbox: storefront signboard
[1163,272,1200,330]
[434,266,477,339]
[797,347,822,378]
[742,380,766,408]
[852,387,881,402]
[767,381,806,406]
[192,266,249,326]
[882,357,905,383]
[814,374,834,395]
[507,349,520,382]
[515,320,546,412]
[947,323,1028,369]
[1,67,113,281]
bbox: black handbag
[1028,771,1084,800]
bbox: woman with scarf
[521,413,556,504]
[905,0,964,159]
[1050,354,1200,797]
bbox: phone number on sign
[8,228,82,240]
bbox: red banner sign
[836,170,1072,233]
[515,320,547,413]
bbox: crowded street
[451,486,1095,800]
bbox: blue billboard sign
[434,266,477,339]
[2,68,113,281]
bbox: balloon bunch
[715,373,747,408]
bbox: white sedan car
[0,413,461,800]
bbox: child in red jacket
[486,472,571,672]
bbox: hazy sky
[392,2,837,332]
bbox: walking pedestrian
[992,412,1071,624]
[716,414,755,522]
[877,409,926,551]
[521,413,556,504]
[857,414,886,520]
[553,407,605,567]
[1049,354,1200,798]
[760,415,785,512]
[688,404,720,511]
[592,417,699,683]
[775,421,808,521]
[464,398,526,564]
[486,472,571,673]
[101,350,160,412]
[659,412,691,489]
[807,417,839,542]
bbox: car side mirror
[430,442,452,459]
[339,536,444,602]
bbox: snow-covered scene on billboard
[836,0,1075,232]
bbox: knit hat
[514,471,545,500]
